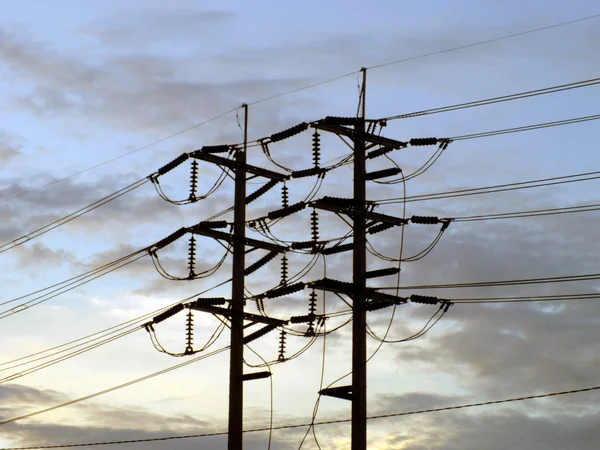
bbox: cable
[453,201,600,222]
[450,292,600,304]
[0,346,230,426]
[7,12,600,208]
[244,345,274,450]
[0,250,147,320]
[378,272,600,290]
[0,279,232,382]
[0,178,148,254]
[373,169,600,204]
[451,113,600,141]
[379,76,600,120]
[5,382,599,449]
[0,108,239,206]
[367,13,600,70]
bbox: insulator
[187,235,196,278]
[409,137,438,146]
[185,308,194,354]
[200,144,230,154]
[270,122,309,142]
[310,209,319,243]
[291,167,327,179]
[366,146,394,160]
[365,167,403,181]
[156,153,189,176]
[154,227,187,250]
[318,196,357,209]
[245,250,278,275]
[256,297,265,315]
[246,179,279,205]
[192,220,229,230]
[152,303,184,324]
[267,201,306,220]
[280,253,289,287]
[290,313,316,324]
[188,297,227,307]
[366,300,392,311]
[243,324,278,344]
[308,290,317,315]
[367,222,396,234]
[278,329,286,361]
[281,183,289,208]
[410,215,440,225]
[365,267,400,279]
[312,278,354,293]
[321,243,353,255]
[312,131,321,168]
[322,116,360,126]
[410,294,439,305]
[291,240,316,250]
[266,282,306,299]
[189,160,199,202]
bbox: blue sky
[1,1,600,449]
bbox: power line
[7,12,600,206]
[3,383,599,449]
[378,77,600,121]
[0,346,230,426]
[377,272,600,290]
[453,201,600,222]
[450,113,600,141]
[373,169,600,204]
[367,13,600,70]
[0,108,239,206]
[0,178,148,255]
[450,292,600,304]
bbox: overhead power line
[379,77,600,121]
[0,346,230,426]
[367,13,600,70]
[453,201,600,222]
[3,383,599,449]
[6,12,600,206]
[450,113,600,141]
[378,271,600,290]
[450,292,600,304]
[373,169,600,204]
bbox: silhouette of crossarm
[188,227,288,253]
[310,197,408,226]
[189,150,289,181]
[188,304,288,327]
[311,121,407,150]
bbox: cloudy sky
[1,0,600,448]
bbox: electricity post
[352,67,367,450]
[229,103,248,450]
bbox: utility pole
[229,103,248,450]
[352,68,367,450]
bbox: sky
[1,0,600,448]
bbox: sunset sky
[1,1,600,448]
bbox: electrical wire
[7,12,600,209]
[0,279,232,381]
[378,76,600,120]
[373,169,600,204]
[0,250,148,320]
[450,113,600,141]
[0,346,231,427]
[0,178,148,255]
[449,292,600,304]
[367,13,600,70]
[452,201,600,222]
[4,382,599,449]
[378,272,600,290]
